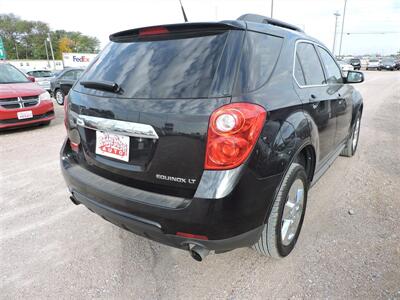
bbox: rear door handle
[310,94,317,100]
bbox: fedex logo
[72,55,90,62]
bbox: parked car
[337,59,354,75]
[379,57,397,71]
[61,14,364,261]
[366,58,380,70]
[25,69,55,92]
[0,63,55,130]
[50,68,84,105]
[348,58,361,70]
[395,60,400,70]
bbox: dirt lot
[1,71,399,299]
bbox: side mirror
[346,71,364,84]
[27,75,35,82]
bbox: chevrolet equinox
[61,14,364,261]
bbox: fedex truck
[62,52,98,68]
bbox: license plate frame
[17,110,33,120]
[95,131,130,162]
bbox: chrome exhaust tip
[189,245,209,262]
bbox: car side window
[294,54,306,86]
[237,31,283,92]
[62,71,74,80]
[73,70,83,80]
[317,47,343,84]
[295,42,325,86]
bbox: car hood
[0,82,45,98]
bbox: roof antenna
[179,0,189,22]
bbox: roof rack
[237,14,304,33]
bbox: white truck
[62,53,98,68]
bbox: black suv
[50,68,84,105]
[61,14,364,261]
[349,58,361,70]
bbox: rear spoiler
[109,21,245,42]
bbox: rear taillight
[64,95,80,152]
[63,95,68,129]
[205,103,266,170]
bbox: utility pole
[47,33,55,70]
[338,0,348,58]
[44,40,50,69]
[271,0,274,18]
[332,11,341,55]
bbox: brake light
[139,26,169,36]
[205,103,266,170]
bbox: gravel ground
[1,71,399,299]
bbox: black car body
[348,58,361,70]
[50,68,84,105]
[61,14,364,260]
[380,58,397,71]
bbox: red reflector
[139,26,169,36]
[70,141,79,152]
[176,232,209,240]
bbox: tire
[54,89,65,105]
[253,163,308,258]
[340,112,361,157]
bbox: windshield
[0,64,29,84]
[77,31,230,99]
[350,59,360,63]
[28,70,54,78]
[382,58,395,64]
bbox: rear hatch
[68,23,245,198]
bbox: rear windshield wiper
[80,80,122,93]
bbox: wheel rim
[352,117,360,151]
[281,179,305,246]
[56,91,63,104]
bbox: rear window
[28,70,54,77]
[236,31,283,92]
[77,31,231,99]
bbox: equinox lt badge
[156,174,196,184]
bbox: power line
[346,31,400,35]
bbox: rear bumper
[60,139,281,251]
[0,99,55,129]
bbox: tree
[59,37,73,54]
[0,14,100,60]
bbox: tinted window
[237,32,283,92]
[382,58,395,64]
[0,64,29,84]
[29,70,54,77]
[62,71,75,80]
[294,55,306,86]
[317,47,343,84]
[71,70,83,80]
[78,32,230,98]
[295,42,325,86]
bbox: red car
[0,63,55,130]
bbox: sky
[1,0,399,55]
